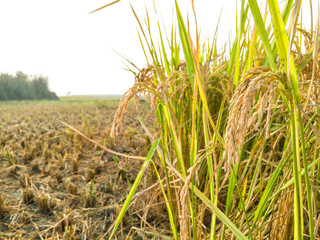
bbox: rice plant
[98,0,320,239]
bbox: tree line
[0,71,59,101]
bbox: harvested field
[2,0,320,239]
[0,99,166,239]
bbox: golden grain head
[223,68,281,170]
[111,65,157,138]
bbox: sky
[0,0,317,96]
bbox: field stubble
[0,100,164,239]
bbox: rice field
[2,0,320,239]
[0,99,160,239]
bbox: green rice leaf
[108,139,160,240]
[247,0,276,70]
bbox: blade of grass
[174,0,195,86]
[247,0,276,70]
[108,139,160,240]
[202,107,216,240]
[152,162,178,240]
[192,184,248,240]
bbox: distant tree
[31,75,49,99]
[0,72,59,101]
[0,74,11,100]
[13,71,35,100]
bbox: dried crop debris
[0,100,165,239]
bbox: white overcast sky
[0,0,317,96]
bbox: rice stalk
[95,0,320,239]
